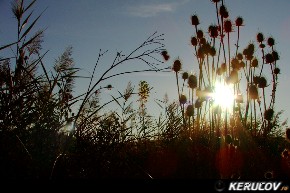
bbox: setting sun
[212,82,235,110]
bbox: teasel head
[195,98,202,108]
[227,70,238,84]
[265,53,274,64]
[208,24,219,38]
[200,37,206,45]
[186,104,194,116]
[249,84,259,100]
[274,67,280,75]
[272,50,279,61]
[191,14,200,26]
[239,61,245,69]
[224,19,233,33]
[231,58,239,70]
[264,108,274,121]
[236,53,243,60]
[161,50,170,61]
[209,46,216,57]
[191,36,198,46]
[197,46,205,59]
[219,5,229,18]
[172,59,182,72]
[251,58,258,68]
[182,72,189,80]
[267,37,275,47]
[179,94,187,105]
[235,16,244,27]
[197,29,204,39]
[256,32,264,43]
[211,0,221,3]
[188,74,198,89]
[253,76,260,85]
[258,76,267,88]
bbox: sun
[212,81,235,110]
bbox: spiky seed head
[197,29,204,39]
[211,0,221,3]
[231,58,239,70]
[272,50,279,61]
[172,59,182,72]
[219,5,229,18]
[224,19,232,33]
[251,58,258,68]
[265,53,274,64]
[188,74,198,89]
[197,47,205,59]
[191,14,200,26]
[186,105,194,116]
[258,76,267,88]
[235,16,244,27]
[253,76,260,85]
[191,36,198,46]
[208,25,219,38]
[182,72,189,80]
[259,44,265,49]
[209,46,216,56]
[264,108,274,121]
[239,61,245,68]
[267,37,275,47]
[195,99,202,108]
[236,53,243,60]
[257,32,264,43]
[200,37,206,45]
[274,67,280,75]
[179,94,187,104]
[161,50,170,61]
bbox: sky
[1,0,290,125]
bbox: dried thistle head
[196,29,204,39]
[272,50,279,61]
[172,59,182,72]
[231,58,239,70]
[258,76,267,88]
[179,94,187,105]
[267,37,275,47]
[257,32,264,43]
[208,25,219,38]
[161,50,170,61]
[235,16,244,27]
[188,74,197,89]
[209,46,216,56]
[219,5,229,18]
[224,19,233,33]
[236,53,243,60]
[191,36,198,46]
[251,58,258,68]
[274,67,280,75]
[182,72,189,80]
[186,105,194,116]
[265,53,274,64]
[191,14,200,26]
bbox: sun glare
[213,82,235,110]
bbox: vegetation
[1,0,290,179]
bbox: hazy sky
[1,0,290,124]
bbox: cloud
[126,1,188,18]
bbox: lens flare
[213,82,235,110]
